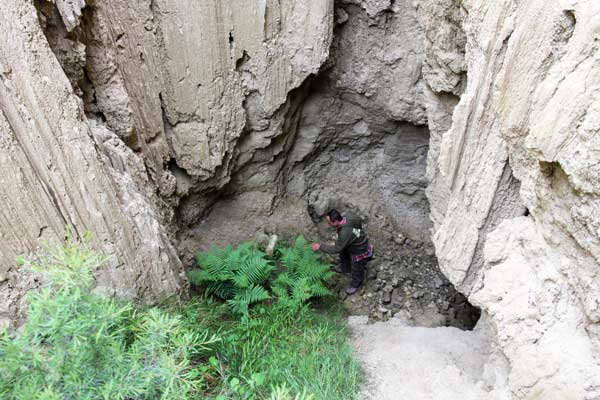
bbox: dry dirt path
[349,316,509,400]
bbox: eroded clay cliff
[426,0,600,397]
[1,0,335,326]
[0,0,184,327]
[1,0,599,398]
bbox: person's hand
[311,243,320,251]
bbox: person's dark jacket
[319,211,369,255]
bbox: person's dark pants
[339,249,367,288]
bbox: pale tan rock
[0,0,335,326]
[84,0,333,185]
[0,0,183,325]
[426,0,600,397]
[352,316,510,400]
[54,0,86,32]
[475,218,600,399]
[416,0,466,95]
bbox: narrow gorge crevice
[288,1,480,329]
[38,1,479,329]
[178,0,481,329]
[34,0,481,329]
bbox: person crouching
[311,209,373,295]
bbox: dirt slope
[349,316,509,400]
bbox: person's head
[325,209,343,227]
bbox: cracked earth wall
[0,0,185,328]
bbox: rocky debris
[328,225,480,329]
[177,196,319,267]
[415,0,467,95]
[54,0,86,32]
[181,197,479,330]
[350,315,510,400]
[265,235,278,256]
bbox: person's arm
[319,228,353,254]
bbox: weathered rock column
[425,0,600,397]
[0,0,184,327]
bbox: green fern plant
[272,236,333,310]
[189,243,274,317]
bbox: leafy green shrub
[188,242,275,316]
[0,235,219,400]
[1,234,362,400]
[190,236,334,316]
[272,236,333,311]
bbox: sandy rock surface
[349,316,509,400]
[425,0,600,396]
[0,0,184,327]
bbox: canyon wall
[0,0,334,327]
[179,0,437,255]
[425,0,600,397]
[287,0,432,242]
[1,0,599,398]
[0,0,184,327]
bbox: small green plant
[272,235,333,311]
[269,384,314,400]
[0,234,219,400]
[176,299,362,400]
[2,234,363,400]
[188,242,275,317]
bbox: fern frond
[227,299,249,317]
[273,272,294,288]
[196,245,225,269]
[231,273,250,289]
[271,284,289,299]
[227,285,271,316]
[223,247,242,273]
[236,285,271,305]
[308,284,331,298]
[291,279,312,304]
[274,235,334,310]
[187,269,212,285]
[278,247,297,271]
[294,235,308,249]
[238,253,274,286]
[205,282,236,299]
[237,242,255,254]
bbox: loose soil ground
[349,316,502,400]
